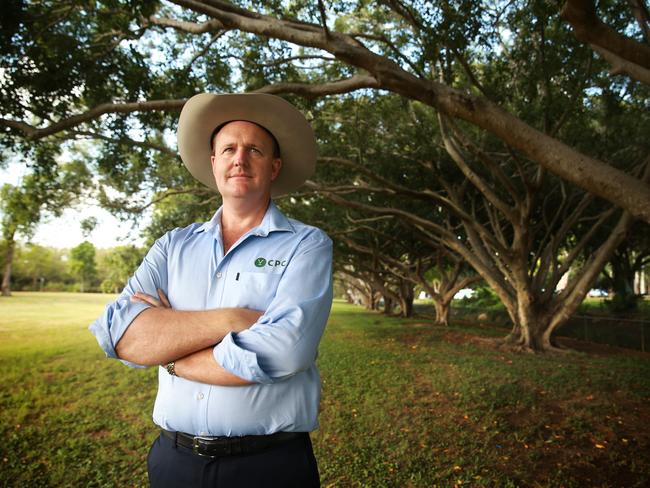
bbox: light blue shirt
[89,201,333,436]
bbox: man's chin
[220,187,272,202]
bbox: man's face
[210,120,282,203]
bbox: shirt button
[197,392,204,400]
[216,272,222,279]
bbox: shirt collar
[193,200,294,238]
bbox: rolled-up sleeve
[214,231,333,384]
[89,234,170,364]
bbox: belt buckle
[193,435,221,458]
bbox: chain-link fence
[556,315,648,352]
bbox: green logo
[254,257,267,267]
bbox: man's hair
[210,120,281,158]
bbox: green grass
[1,293,650,487]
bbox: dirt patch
[440,330,650,358]
[406,322,435,328]
[555,336,649,358]
[90,429,112,439]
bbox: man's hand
[131,288,172,309]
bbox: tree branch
[590,43,650,85]
[438,114,515,220]
[145,15,224,33]
[561,0,650,70]
[1,99,187,140]
[256,55,336,67]
[69,130,176,155]
[317,0,331,39]
[254,74,379,98]
[170,0,650,221]
[1,76,378,140]
[135,188,215,212]
[182,31,228,73]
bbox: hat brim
[177,93,317,197]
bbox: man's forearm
[115,307,261,366]
[174,348,252,386]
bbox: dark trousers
[147,432,320,487]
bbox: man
[90,93,333,487]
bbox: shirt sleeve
[88,233,170,366]
[214,230,333,384]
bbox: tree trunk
[382,295,393,315]
[433,300,451,326]
[502,303,555,352]
[398,281,414,318]
[608,255,638,311]
[365,290,374,310]
[1,233,16,297]
[497,283,559,352]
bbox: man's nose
[233,148,248,167]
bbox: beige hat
[177,93,317,196]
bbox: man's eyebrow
[216,141,265,152]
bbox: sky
[1,162,148,250]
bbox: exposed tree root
[459,334,576,354]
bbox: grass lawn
[1,293,649,487]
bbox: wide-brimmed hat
[177,93,317,196]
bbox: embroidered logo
[254,257,288,268]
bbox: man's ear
[271,158,282,181]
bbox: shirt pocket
[228,271,282,310]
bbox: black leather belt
[161,429,304,458]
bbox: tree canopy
[1,0,648,351]
[2,0,648,219]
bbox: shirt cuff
[213,332,273,384]
[89,299,151,359]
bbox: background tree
[1,182,41,296]
[601,235,650,312]
[305,88,646,351]
[97,245,146,293]
[80,217,99,238]
[68,241,98,293]
[9,243,69,291]
[0,145,92,296]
